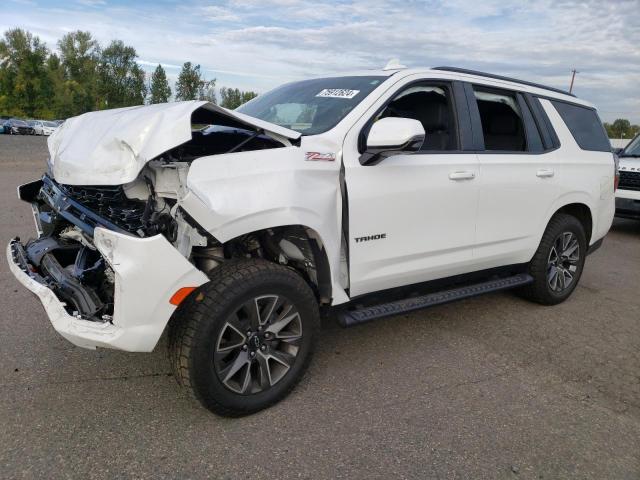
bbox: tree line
[0,28,257,120]
[2,28,638,137]
[603,119,640,140]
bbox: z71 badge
[305,152,336,161]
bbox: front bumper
[615,192,640,220]
[7,228,208,352]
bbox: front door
[344,81,479,297]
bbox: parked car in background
[28,120,43,135]
[1,120,9,134]
[42,121,59,136]
[5,119,34,135]
[615,133,640,220]
[28,120,58,136]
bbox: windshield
[236,76,386,135]
[621,134,640,156]
[44,121,57,127]
[13,120,27,126]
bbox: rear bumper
[7,228,208,352]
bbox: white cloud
[76,0,106,6]
[2,0,638,122]
[200,5,240,22]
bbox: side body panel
[345,152,479,296]
[539,99,615,245]
[473,98,614,270]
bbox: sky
[3,0,639,124]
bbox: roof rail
[433,66,576,98]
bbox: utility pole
[569,69,579,93]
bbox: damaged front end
[8,171,211,351]
[6,100,327,351]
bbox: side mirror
[361,117,425,165]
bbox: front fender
[180,146,349,304]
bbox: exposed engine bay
[13,119,326,323]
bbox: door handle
[536,169,555,178]
[449,171,475,181]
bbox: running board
[337,274,533,327]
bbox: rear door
[467,84,563,268]
[343,78,480,297]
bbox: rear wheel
[520,213,586,305]
[168,259,319,416]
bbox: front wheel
[168,259,320,416]
[520,213,587,305]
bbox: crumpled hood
[47,100,301,185]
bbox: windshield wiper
[620,154,640,157]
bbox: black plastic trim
[17,179,43,203]
[40,252,104,317]
[462,82,485,150]
[587,238,604,255]
[451,81,475,150]
[39,175,131,238]
[337,273,534,327]
[527,95,561,149]
[516,93,544,153]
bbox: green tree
[604,119,640,139]
[149,64,171,103]
[175,62,216,102]
[46,53,70,118]
[219,86,258,109]
[612,119,631,138]
[96,40,146,109]
[57,30,99,115]
[0,28,51,117]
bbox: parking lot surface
[1,135,639,479]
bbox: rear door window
[473,87,526,152]
[551,101,610,152]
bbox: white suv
[7,65,615,416]
[615,133,640,219]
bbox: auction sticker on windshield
[316,89,360,99]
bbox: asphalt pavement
[1,135,638,479]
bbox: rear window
[551,101,610,152]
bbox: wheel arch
[541,189,595,247]
[554,203,593,245]
[216,224,334,305]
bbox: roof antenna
[383,59,407,71]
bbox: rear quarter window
[551,100,610,152]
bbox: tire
[520,213,587,305]
[168,258,320,416]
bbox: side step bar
[337,273,534,327]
